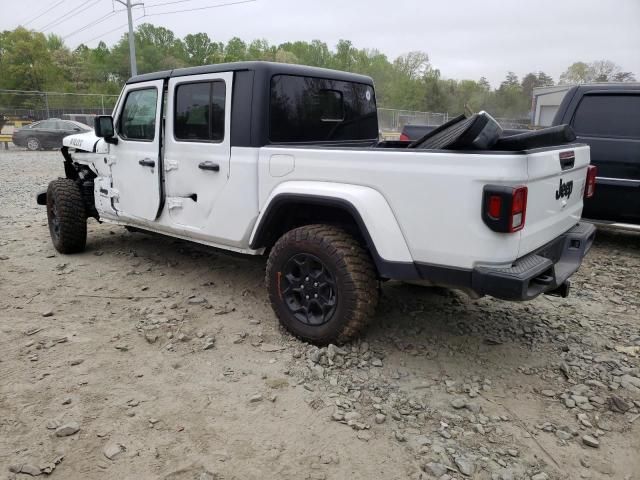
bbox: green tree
[0,27,56,91]
[247,39,274,61]
[536,71,554,86]
[1,25,637,120]
[521,71,553,99]
[393,51,430,79]
[183,33,220,65]
[332,39,354,71]
[224,37,247,62]
[559,61,593,84]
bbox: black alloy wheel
[280,253,338,326]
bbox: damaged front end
[36,131,105,221]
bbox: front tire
[46,179,87,253]
[26,137,41,151]
[266,225,378,345]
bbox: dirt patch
[1,149,639,480]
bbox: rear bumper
[471,222,596,300]
[389,222,596,300]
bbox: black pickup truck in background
[400,84,639,226]
[554,84,640,226]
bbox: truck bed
[256,143,591,271]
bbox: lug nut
[305,295,310,300]
[314,294,318,298]
[305,277,310,282]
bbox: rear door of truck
[519,144,591,256]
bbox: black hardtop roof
[126,61,374,85]
[571,82,640,93]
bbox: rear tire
[46,179,87,254]
[26,137,41,151]
[266,225,378,345]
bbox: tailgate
[519,145,590,256]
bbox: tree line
[0,25,636,118]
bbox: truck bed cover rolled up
[409,112,503,150]
[495,124,576,151]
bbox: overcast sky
[3,0,639,87]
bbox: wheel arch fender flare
[249,181,416,278]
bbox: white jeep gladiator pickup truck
[37,61,597,344]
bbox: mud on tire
[266,224,378,345]
[46,178,87,254]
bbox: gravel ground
[1,148,639,480]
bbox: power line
[143,0,196,7]
[73,0,257,58]
[38,0,101,33]
[143,0,256,17]
[79,15,145,45]
[41,0,103,32]
[62,11,119,39]
[21,0,66,27]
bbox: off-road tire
[26,137,41,151]
[266,224,378,345]
[46,178,87,254]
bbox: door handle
[198,161,220,172]
[139,158,155,167]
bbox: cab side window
[174,81,226,142]
[269,75,377,143]
[119,88,158,141]
[573,94,640,139]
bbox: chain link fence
[0,89,531,137]
[0,89,119,122]
[378,108,449,133]
[493,117,531,129]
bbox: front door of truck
[163,72,232,231]
[109,80,164,221]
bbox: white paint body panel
[520,146,590,257]
[108,79,164,221]
[251,181,413,263]
[257,147,529,268]
[164,72,234,230]
[63,74,591,274]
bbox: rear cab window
[572,94,640,139]
[269,74,378,143]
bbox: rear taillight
[482,185,528,233]
[487,195,502,219]
[585,165,597,199]
[399,133,410,141]
[511,186,527,232]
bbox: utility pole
[115,0,142,77]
